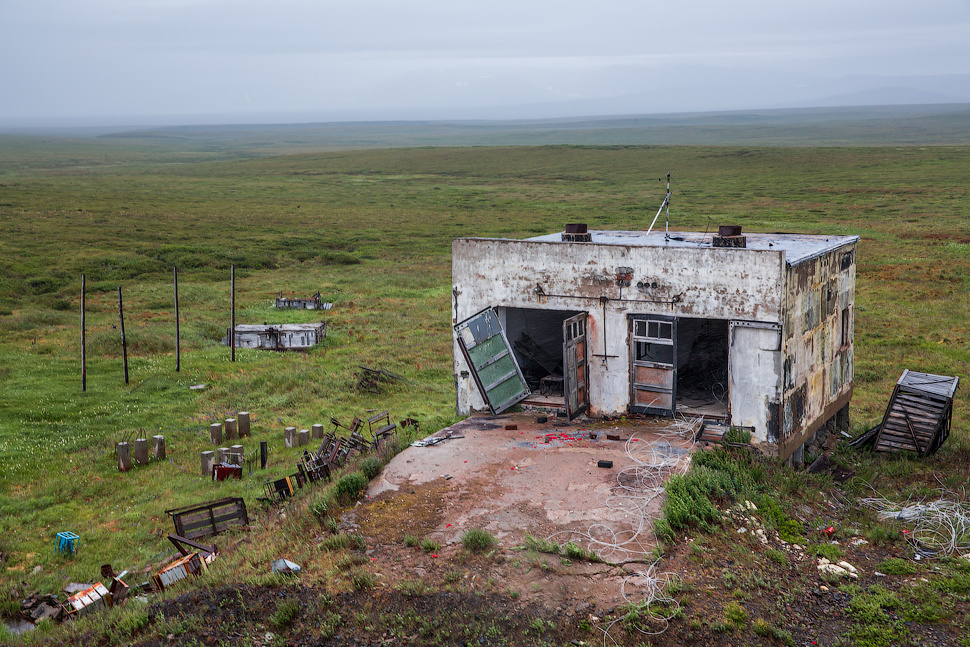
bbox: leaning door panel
[455,307,530,414]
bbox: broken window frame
[455,307,531,414]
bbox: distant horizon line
[2,100,969,135]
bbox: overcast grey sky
[2,0,969,127]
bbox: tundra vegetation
[0,126,968,645]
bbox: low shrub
[462,528,497,552]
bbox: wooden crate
[165,497,248,540]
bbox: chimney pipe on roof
[562,223,591,242]
[713,225,746,248]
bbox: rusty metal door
[562,312,589,420]
[629,315,676,416]
[455,307,531,414]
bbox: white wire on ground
[860,486,970,558]
[543,415,702,643]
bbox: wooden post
[230,265,235,362]
[116,442,131,472]
[298,429,309,447]
[152,435,166,460]
[118,286,129,385]
[225,418,237,441]
[133,438,149,464]
[216,447,229,464]
[311,423,325,440]
[260,441,268,469]
[230,444,244,465]
[174,267,180,372]
[284,427,296,448]
[238,411,250,437]
[209,423,223,445]
[81,275,86,392]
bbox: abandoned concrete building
[452,226,858,460]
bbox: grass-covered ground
[0,132,968,645]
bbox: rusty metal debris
[852,370,959,456]
[152,552,209,591]
[355,366,403,393]
[165,497,248,540]
[411,428,465,447]
[274,291,332,310]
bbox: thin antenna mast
[644,172,671,237]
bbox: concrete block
[201,451,215,475]
[116,442,132,472]
[225,418,237,441]
[298,429,309,447]
[216,447,229,464]
[311,423,325,440]
[209,423,222,446]
[229,444,244,465]
[238,411,251,437]
[152,435,165,460]
[284,427,297,448]
[133,438,150,465]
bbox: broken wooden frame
[165,497,248,540]
[853,370,959,457]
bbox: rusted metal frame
[563,312,589,419]
[628,313,677,417]
[456,324,502,416]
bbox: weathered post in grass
[225,418,237,441]
[238,411,251,437]
[81,274,86,392]
[201,450,215,476]
[133,437,149,465]
[230,444,244,465]
[230,265,236,362]
[209,422,223,445]
[152,435,166,460]
[311,423,325,440]
[298,429,310,447]
[260,441,268,469]
[216,447,229,464]
[284,427,297,448]
[116,442,131,472]
[174,266,180,372]
[118,286,129,385]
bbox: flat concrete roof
[514,230,859,266]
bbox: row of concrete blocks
[200,445,246,474]
[117,436,166,472]
[208,412,251,445]
[283,424,327,448]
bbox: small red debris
[823,526,835,537]
[446,524,452,528]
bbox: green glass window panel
[487,375,527,408]
[466,334,507,365]
[477,354,516,388]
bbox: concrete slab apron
[370,415,693,548]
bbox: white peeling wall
[452,238,785,417]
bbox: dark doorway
[675,318,729,417]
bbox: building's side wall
[452,238,784,419]
[779,243,856,460]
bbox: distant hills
[3,103,969,151]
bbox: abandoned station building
[452,225,858,460]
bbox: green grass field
[0,123,968,644]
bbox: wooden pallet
[870,370,959,456]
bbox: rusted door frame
[562,312,589,420]
[628,314,677,417]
